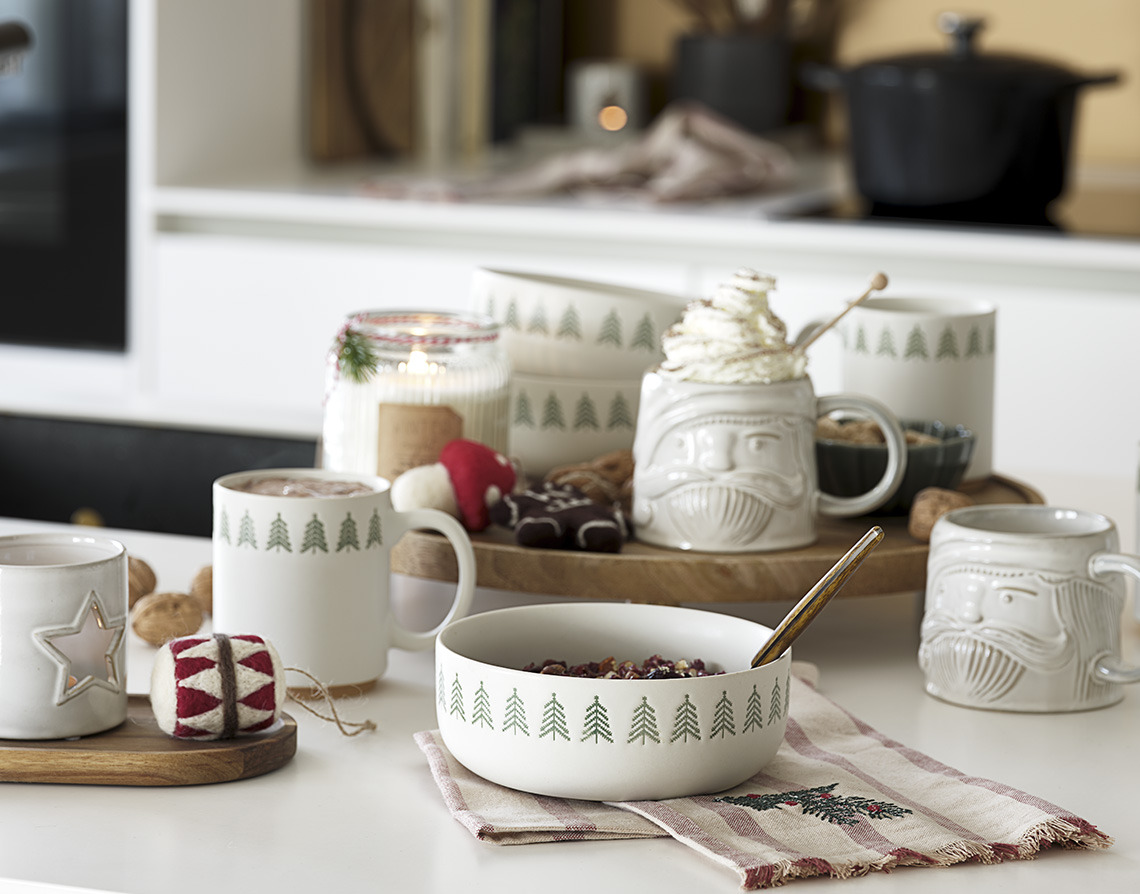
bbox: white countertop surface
[1,501,1137,894]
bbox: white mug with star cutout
[0,533,128,739]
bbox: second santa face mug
[921,505,1140,712]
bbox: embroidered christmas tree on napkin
[415,663,1110,889]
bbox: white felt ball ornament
[150,634,286,740]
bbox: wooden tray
[391,475,1042,604]
[0,697,297,786]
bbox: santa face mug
[0,533,128,739]
[630,373,907,552]
[212,468,476,693]
[921,505,1140,712]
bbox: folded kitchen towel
[415,662,1111,889]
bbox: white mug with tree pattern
[829,297,996,481]
[212,468,475,693]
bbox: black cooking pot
[803,14,1119,221]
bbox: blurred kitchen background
[1,0,1138,535]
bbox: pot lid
[853,13,1112,89]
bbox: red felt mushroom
[438,439,517,532]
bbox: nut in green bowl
[436,602,791,801]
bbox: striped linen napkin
[414,662,1111,889]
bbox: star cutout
[33,589,126,705]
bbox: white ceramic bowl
[471,268,686,378]
[508,372,640,478]
[436,603,791,801]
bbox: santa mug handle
[1089,552,1140,685]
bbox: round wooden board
[391,475,1043,604]
[0,697,297,786]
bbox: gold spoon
[750,526,885,668]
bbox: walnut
[545,449,635,513]
[128,556,157,608]
[908,487,975,543]
[131,591,204,646]
[189,564,213,614]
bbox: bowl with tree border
[435,602,790,801]
[471,268,687,379]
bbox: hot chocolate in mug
[631,373,907,552]
[921,505,1140,712]
[212,468,476,692]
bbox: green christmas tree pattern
[903,325,929,360]
[710,690,736,738]
[769,678,784,723]
[627,696,661,744]
[366,509,383,548]
[875,328,897,358]
[504,299,520,330]
[574,394,600,431]
[581,696,614,743]
[528,305,549,335]
[556,305,583,340]
[670,694,702,743]
[540,693,570,741]
[438,677,792,747]
[473,682,494,729]
[716,783,913,826]
[935,326,959,360]
[265,514,292,552]
[541,393,566,430]
[301,514,328,553]
[337,513,360,552]
[630,313,658,352]
[853,326,870,354]
[503,688,529,736]
[607,392,635,430]
[744,685,764,733]
[784,675,790,717]
[217,508,231,544]
[449,675,465,721]
[514,391,536,428]
[236,511,257,549]
[965,325,985,358]
[596,310,623,347]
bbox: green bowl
[816,419,976,516]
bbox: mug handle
[1088,553,1140,684]
[815,394,908,518]
[386,507,477,651]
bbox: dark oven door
[0,0,127,351]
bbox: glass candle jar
[321,310,510,482]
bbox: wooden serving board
[391,475,1042,604]
[0,697,297,786]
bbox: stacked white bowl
[470,268,688,479]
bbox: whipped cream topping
[658,268,806,384]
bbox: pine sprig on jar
[335,322,378,383]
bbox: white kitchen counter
[1,494,1137,894]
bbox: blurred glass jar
[321,311,510,482]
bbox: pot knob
[937,12,985,57]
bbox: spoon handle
[750,526,885,668]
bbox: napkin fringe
[740,819,1112,889]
